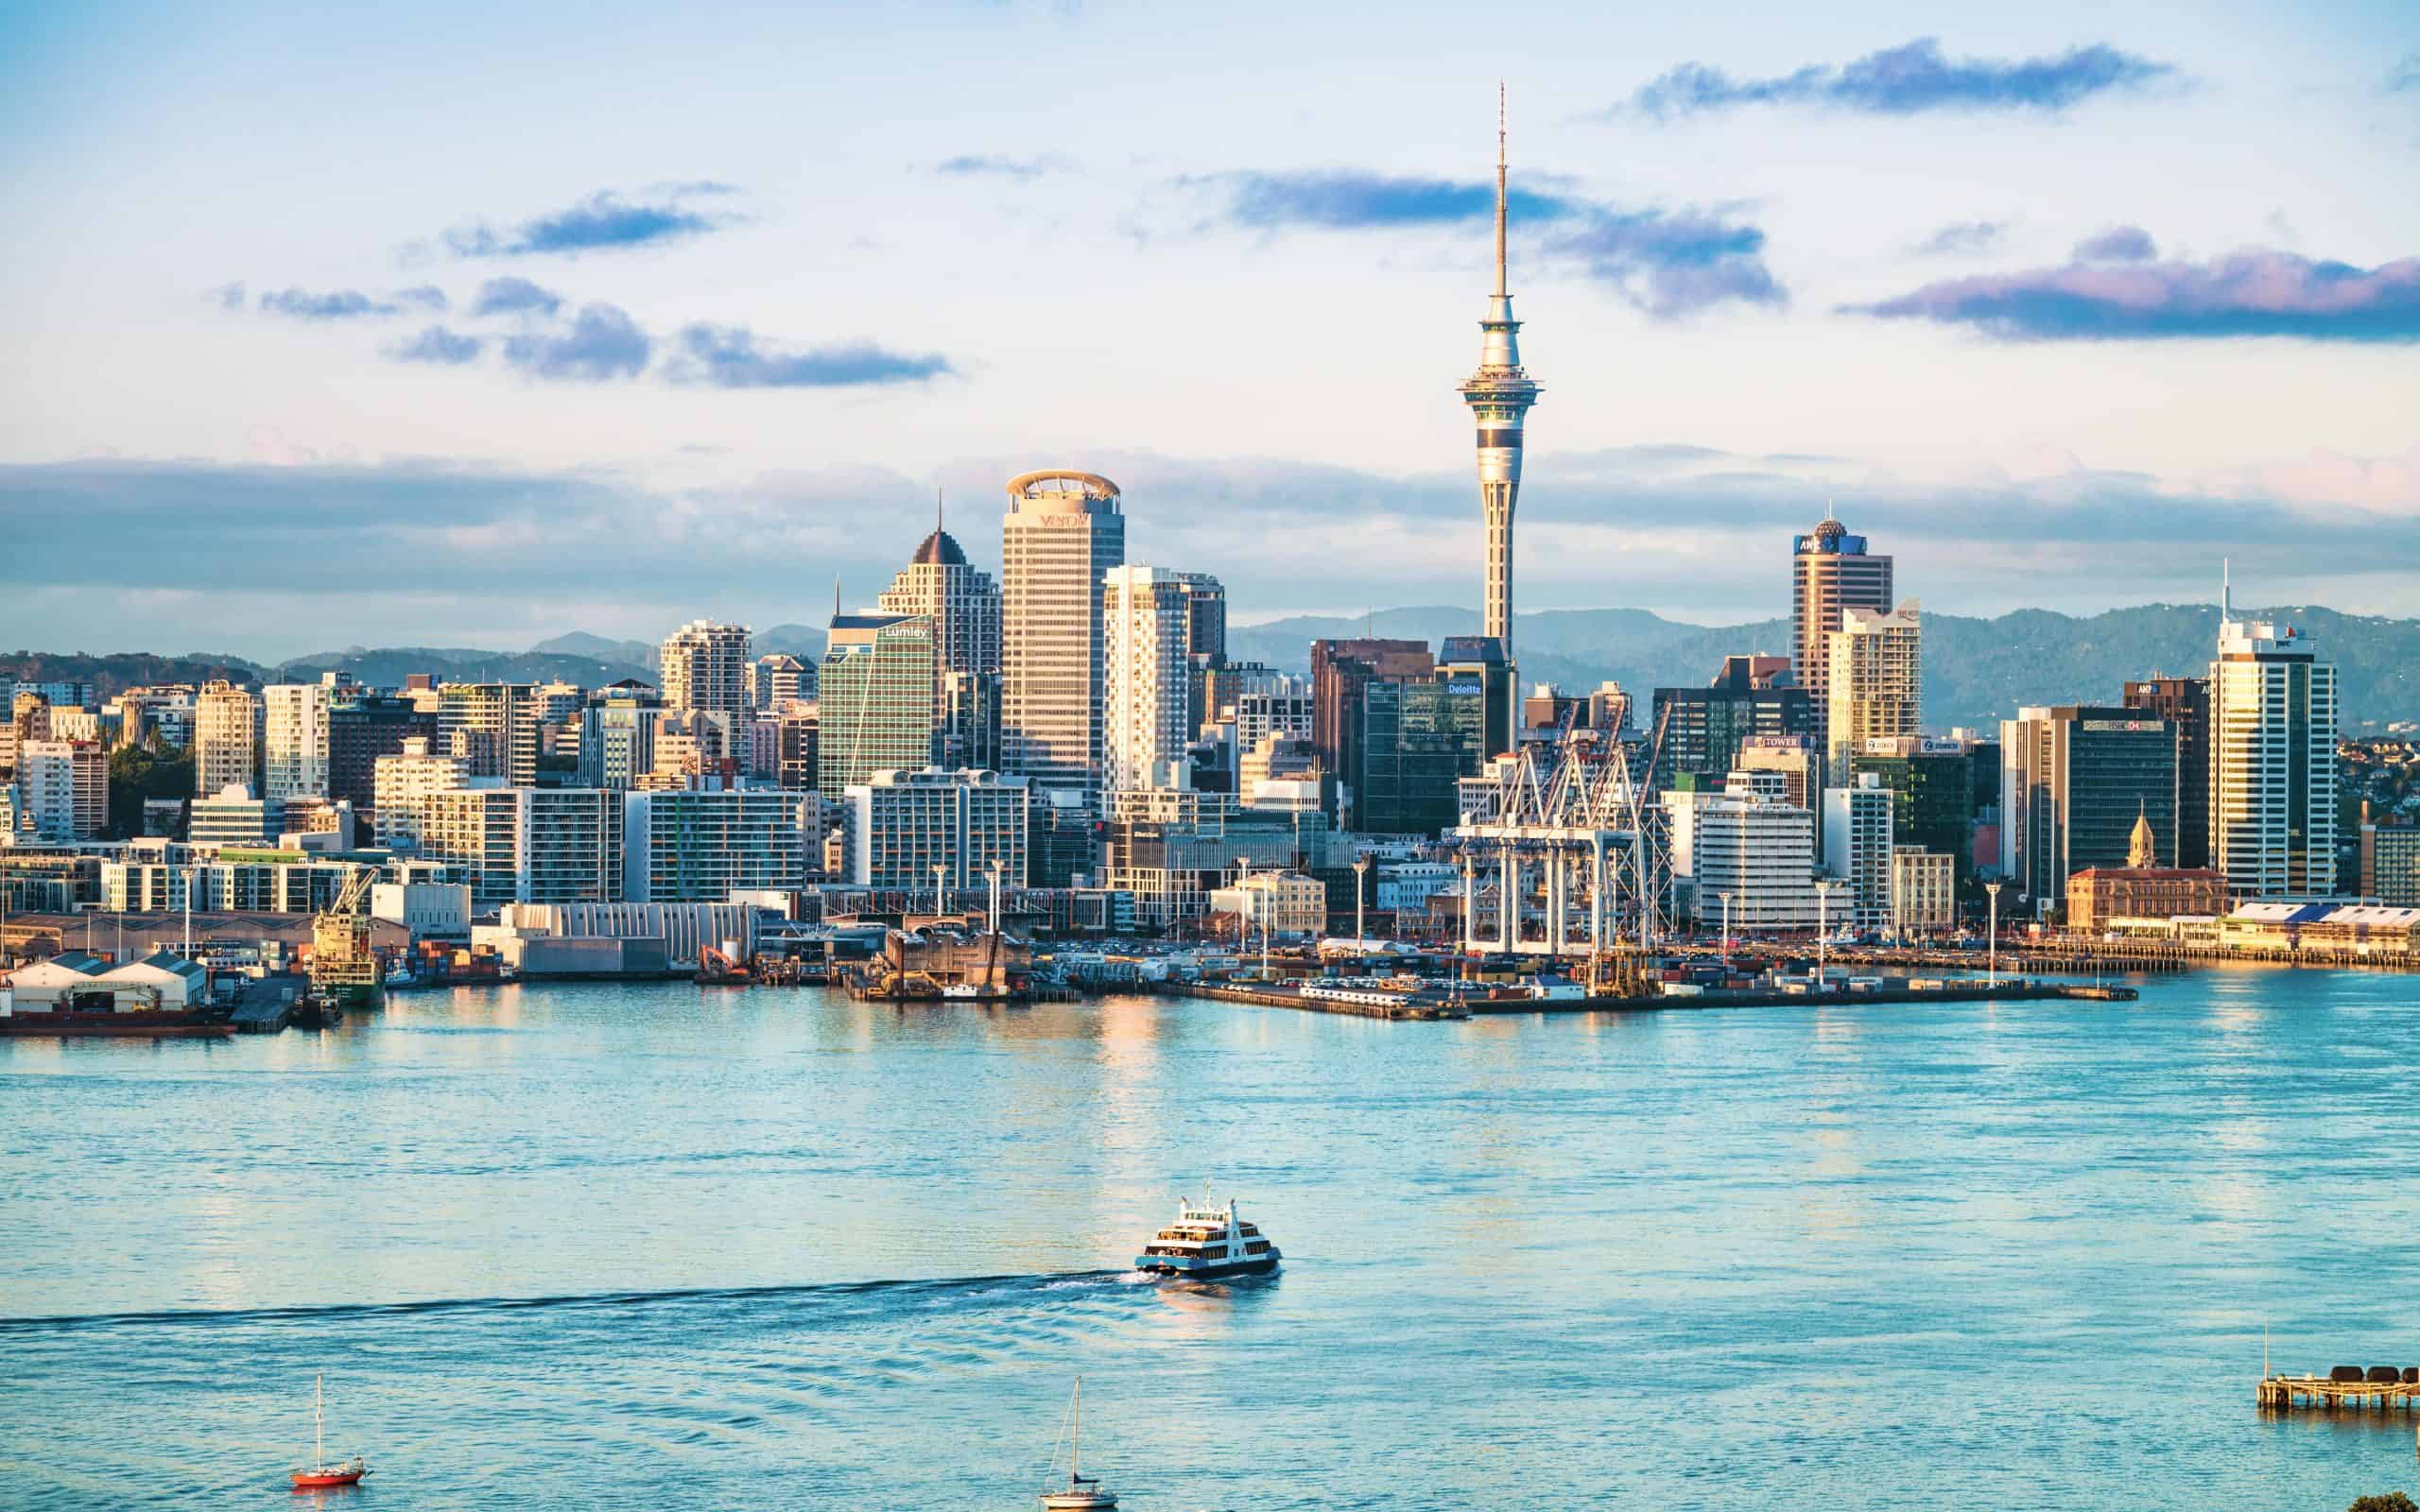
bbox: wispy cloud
[500,303,651,380]
[1627,37,2172,120]
[664,325,956,388]
[442,186,739,258]
[1911,220,2009,257]
[1848,246,2420,342]
[935,153,1072,180]
[1181,169,1780,317]
[256,285,447,320]
[2072,225,2156,263]
[469,276,563,317]
[2391,53,2420,93]
[389,326,484,365]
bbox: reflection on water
[5,967,2419,1510]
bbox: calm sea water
[4,969,2418,1509]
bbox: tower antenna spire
[1495,81,1509,300]
[937,486,944,536]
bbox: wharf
[228,979,308,1033]
[1155,976,2124,1022]
[2259,1373,2420,1412]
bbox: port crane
[308,866,381,1007]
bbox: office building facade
[1999,705,2179,917]
[622,788,824,902]
[1101,565,1196,799]
[2208,608,2337,898]
[1826,600,1922,779]
[842,766,1029,890]
[820,614,939,795]
[2123,676,2211,870]
[1000,470,1124,799]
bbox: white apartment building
[621,788,825,903]
[1102,565,1195,800]
[842,766,1029,890]
[1000,471,1124,799]
[263,679,337,799]
[660,621,752,720]
[17,739,105,841]
[193,679,260,798]
[1823,773,1897,932]
[2209,605,2338,897]
[1668,774,1818,932]
[419,787,624,912]
[438,682,542,786]
[372,737,473,850]
[1826,599,1922,780]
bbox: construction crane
[308,866,381,1009]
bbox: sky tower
[1460,84,1541,655]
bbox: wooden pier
[2258,1373,2420,1412]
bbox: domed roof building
[876,494,1000,679]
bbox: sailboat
[1038,1376,1116,1510]
[289,1372,372,1490]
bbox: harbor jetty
[2259,1366,2420,1412]
[1151,974,2126,1022]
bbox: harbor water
[4,968,2417,1508]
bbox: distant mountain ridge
[13,604,2413,730]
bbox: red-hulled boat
[290,1374,372,1491]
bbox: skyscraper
[1459,89,1541,655]
[263,678,342,799]
[1998,704,2178,914]
[1000,470,1124,799]
[818,613,939,795]
[1792,511,1894,749]
[2125,675,2212,870]
[1825,600,1922,778]
[2208,587,2337,897]
[1101,565,1196,799]
[438,682,541,787]
[877,504,1003,678]
[659,620,753,721]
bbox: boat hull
[290,1469,368,1489]
[1132,1252,1279,1280]
[0,1010,233,1039]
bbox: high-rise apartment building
[1000,471,1124,799]
[16,740,106,840]
[748,654,815,712]
[194,680,261,798]
[2359,817,2420,907]
[263,679,343,799]
[842,766,1029,890]
[1825,600,1922,779]
[2123,676,2211,869]
[419,787,624,912]
[372,736,471,850]
[1999,705,2179,916]
[1792,512,1893,748]
[1460,95,1542,655]
[1663,775,1819,932]
[819,613,939,795]
[328,690,433,815]
[576,683,664,791]
[2208,596,2337,898]
[1102,565,1197,799]
[1824,773,1897,932]
[659,620,752,721]
[438,682,541,787]
[622,789,824,902]
[1,691,52,778]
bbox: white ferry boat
[1132,1194,1280,1280]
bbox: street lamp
[1814,880,1840,990]
[1984,882,2004,988]
[1353,856,1372,952]
[1716,891,1734,955]
[933,863,948,922]
[985,859,1004,938]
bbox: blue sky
[2,1,2415,660]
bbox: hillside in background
[1233,602,2420,732]
[18,604,2415,731]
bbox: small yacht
[1132,1194,1281,1280]
[288,1373,371,1490]
[1038,1377,1116,1510]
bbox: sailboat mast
[1071,1376,1080,1481]
[315,1372,324,1468]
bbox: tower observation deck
[1459,86,1541,656]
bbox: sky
[1,0,2415,662]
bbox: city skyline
[4,5,2418,658]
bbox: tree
[106,737,193,839]
[2349,1493,2419,1512]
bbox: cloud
[1847,246,2420,342]
[935,154,1071,180]
[1183,169,1781,317]
[256,285,448,320]
[213,281,248,310]
[1910,220,2009,257]
[664,325,956,388]
[1627,37,2172,120]
[2392,54,2419,93]
[389,325,484,365]
[500,302,651,381]
[442,186,737,257]
[2072,225,2156,262]
[469,276,563,318]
